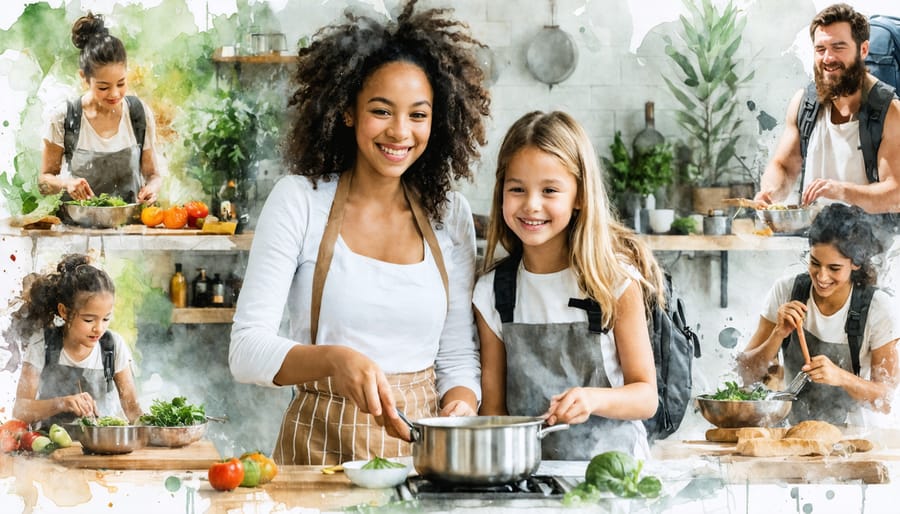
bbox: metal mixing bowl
[145,423,207,448]
[62,203,141,228]
[755,207,811,234]
[66,423,148,454]
[696,397,792,428]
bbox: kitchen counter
[4,444,900,513]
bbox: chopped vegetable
[66,193,128,207]
[361,456,406,470]
[705,381,769,401]
[139,396,206,427]
[80,416,127,427]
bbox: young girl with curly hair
[10,254,141,428]
[475,111,664,460]
[739,203,899,426]
[229,0,490,465]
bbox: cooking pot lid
[526,26,578,85]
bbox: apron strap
[309,172,449,345]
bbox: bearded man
[756,3,900,220]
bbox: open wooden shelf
[171,307,235,324]
[212,47,295,64]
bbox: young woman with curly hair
[229,0,490,465]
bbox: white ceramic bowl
[342,459,412,489]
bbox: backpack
[492,256,701,442]
[63,95,147,166]
[781,273,876,375]
[44,328,116,393]
[866,15,900,92]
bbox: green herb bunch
[66,193,128,207]
[81,416,127,427]
[139,396,206,426]
[361,456,407,470]
[605,131,674,199]
[707,381,769,401]
[564,450,662,504]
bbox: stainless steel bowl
[145,423,207,448]
[756,207,811,234]
[62,203,141,228]
[65,423,148,454]
[696,397,792,428]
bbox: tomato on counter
[241,451,278,484]
[141,206,165,227]
[184,201,209,228]
[208,458,244,491]
[19,431,43,452]
[163,206,188,229]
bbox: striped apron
[274,172,449,465]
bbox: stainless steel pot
[399,414,569,485]
[65,423,148,454]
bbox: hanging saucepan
[398,412,569,485]
[526,25,578,86]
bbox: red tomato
[0,419,28,437]
[19,431,42,452]
[0,433,18,453]
[208,458,244,491]
[185,201,210,228]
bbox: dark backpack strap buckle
[567,298,608,334]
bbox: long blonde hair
[482,111,666,328]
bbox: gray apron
[503,319,643,460]
[784,329,855,425]
[68,123,142,203]
[36,327,120,429]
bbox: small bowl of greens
[139,396,208,448]
[62,194,140,228]
[342,457,412,488]
[696,381,792,428]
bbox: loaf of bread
[785,420,843,446]
[736,437,833,457]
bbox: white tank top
[803,104,868,198]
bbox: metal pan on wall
[526,25,578,86]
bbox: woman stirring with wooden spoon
[738,203,900,426]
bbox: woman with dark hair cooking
[229,0,490,465]
[739,203,899,425]
[38,12,162,204]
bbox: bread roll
[785,420,842,446]
[736,437,832,457]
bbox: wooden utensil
[723,198,768,210]
[797,318,811,366]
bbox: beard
[814,52,867,102]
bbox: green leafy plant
[663,0,754,186]
[139,396,206,426]
[0,155,61,218]
[565,450,661,502]
[182,89,280,198]
[605,131,674,200]
[705,380,769,401]
[670,216,699,235]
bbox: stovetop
[396,475,576,502]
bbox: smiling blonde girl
[475,111,664,460]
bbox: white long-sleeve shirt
[229,175,481,401]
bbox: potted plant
[663,0,754,214]
[604,131,674,232]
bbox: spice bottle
[192,268,210,307]
[169,263,187,308]
[210,273,226,307]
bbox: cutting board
[652,439,891,484]
[51,440,220,470]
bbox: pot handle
[538,423,570,439]
[396,409,420,443]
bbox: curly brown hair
[809,3,869,47]
[285,0,491,221]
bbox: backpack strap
[63,96,146,166]
[125,96,147,155]
[63,99,83,166]
[797,82,820,194]
[43,326,64,370]
[845,285,876,376]
[858,81,896,183]
[492,255,520,324]
[567,298,608,334]
[782,273,812,350]
[99,332,116,393]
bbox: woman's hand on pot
[546,388,593,425]
[66,177,94,200]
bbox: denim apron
[784,328,855,425]
[501,303,645,460]
[274,172,448,465]
[36,327,120,429]
[68,109,142,203]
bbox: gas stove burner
[399,475,569,501]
